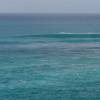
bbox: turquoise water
[0,14,100,100]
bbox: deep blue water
[0,14,100,100]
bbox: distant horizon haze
[0,0,100,13]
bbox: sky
[0,0,100,13]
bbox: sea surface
[0,14,100,100]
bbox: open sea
[0,14,100,100]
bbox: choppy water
[0,14,100,100]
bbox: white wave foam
[58,32,100,35]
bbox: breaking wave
[15,32,100,39]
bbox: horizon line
[0,13,100,15]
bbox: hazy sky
[0,0,100,13]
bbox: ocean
[0,14,100,100]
